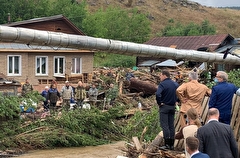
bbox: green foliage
[0,0,51,24]
[48,0,87,29]
[160,19,216,36]
[0,91,44,121]
[82,6,151,43]
[0,0,87,30]
[0,95,21,120]
[0,106,127,150]
[94,53,136,67]
[228,69,240,87]
[123,106,161,142]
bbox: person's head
[65,81,70,86]
[188,71,198,81]
[160,70,170,81]
[215,71,228,82]
[207,108,219,120]
[78,81,83,87]
[51,83,57,89]
[45,86,49,91]
[186,136,199,155]
[25,78,29,84]
[109,83,114,88]
[186,108,201,127]
[92,83,96,88]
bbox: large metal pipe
[1,25,240,65]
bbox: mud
[18,141,126,158]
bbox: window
[72,57,82,74]
[54,56,65,76]
[36,56,48,75]
[8,55,21,76]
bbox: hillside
[83,0,240,38]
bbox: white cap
[65,81,69,83]
[236,88,240,96]
[45,86,49,89]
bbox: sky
[190,0,240,7]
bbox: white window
[36,56,48,75]
[7,55,21,76]
[54,56,65,76]
[71,57,82,74]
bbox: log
[128,78,158,96]
[145,131,164,153]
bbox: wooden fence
[174,95,240,151]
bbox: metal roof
[138,60,161,67]
[156,59,184,67]
[144,34,234,51]
[0,42,79,50]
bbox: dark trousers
[159,105,175,139]
[77,99,84,108]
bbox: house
[0,15,94,92]
[139,34,240,71]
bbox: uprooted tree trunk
[128,78,158,97]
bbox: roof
[0,15,90,51]
[0,42,79,51]
[3,14,85,35]
[144,34,234,51]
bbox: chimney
[8,13,11,24]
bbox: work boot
[159,138,170,150]
[169,139,175,150]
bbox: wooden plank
[132,136,143,152]
[174,95,240,151]
[231,95,239,127]
[200,96,209,124]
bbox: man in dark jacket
[197,108,238,158]
[209,71,239,124]
[156,70,179,150]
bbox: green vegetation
[160,19,216,36]
[0,92,160,151]
[228,69,240,87]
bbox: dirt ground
[18,141,126,158]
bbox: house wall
[0,51,94,88]
[15,20,81,35]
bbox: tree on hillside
[48,0,87,29]
[81,7,151,67]
[160,19,216,36]
[0,0,51,24]
[0,0,87,28]
[82,7,151,43]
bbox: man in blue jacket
[209,71,239,124]
[156,70,179,150]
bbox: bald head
[208,108,219,120]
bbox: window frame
[7,55,22,76]
[53,56,65,77]
[35,56,48,76]
[71,57,82,74]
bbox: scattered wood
[132,137,143,152]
